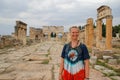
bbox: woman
[59,26,90,80]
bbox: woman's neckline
[70,40,80,48]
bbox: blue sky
[0,0,120,35]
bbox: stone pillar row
[96,16,112,50]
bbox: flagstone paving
[0,41,112,80]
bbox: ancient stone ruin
[29,27,43,42]
[0,5,120,80]
[43,26,64,41]
[96,5,113,50]
[0,35,14,48]
[81,5,113,50]
[14,21,27,45]
[85,18,94,49]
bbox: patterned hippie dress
[61,43,90,80]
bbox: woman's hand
[59,74,63,80]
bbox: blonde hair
[69,26,80,32]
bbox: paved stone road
[0,41,111,80]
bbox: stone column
[88,18,94,49]
[20,28,23,40]
[21,28,23,40]
[18,28,21,40]
[98,19,102,40]
[96,19,102,48]
[85,25,89,46]
[23,29,26,45]
[106,16,112,50]
[48,32,51,41]
[0,35,1,41]
[67,33,71,42]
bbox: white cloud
[0,0,120,35]
[28,0,54,12]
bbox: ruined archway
[14,21,27,45]
[58,32,63,39]
[96,5,113,50]
[51,32,56,38]
[44,33,48,39]
[35,35,38,40]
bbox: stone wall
[29,27,43,42]
[0,35,14,48]
[43,26,64,41]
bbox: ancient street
[0,41,112,80]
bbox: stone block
[16,71,52,80]
[113,54,120,59]
[0,73,15,80]
[108,59,117,65]
[102,50,113,55]
[103,56,113,60]
[90,56,97,65]
[23,54,49,61]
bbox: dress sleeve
[61,44,66,58]
[81,44,90,60]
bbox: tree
[93,23,96,28]
[78,26,82,30]
[112,24,120,37]
[102,23,106,37]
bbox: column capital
[106,15,113,19]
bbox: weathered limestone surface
[106,16,113,50]
[43,26,64,41]
[85,18,94,49]
[29,27,43,41]
[0,41,112,80]
[14,21,27,45]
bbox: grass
[96,60,120,76]
[41,60,49,64]
[111,77,117,80]
[45,53,49,57]
[96,59,120,80]
[88,48,92,53]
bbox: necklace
[70,40,79,48]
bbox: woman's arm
[59,58,64,80]
[84,59,90,79]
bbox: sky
[0,0,120,35]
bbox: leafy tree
[78,26,82,30]
[51,32,56,38]
[93,23,96,28]
[112,24,120,37]
[102,23,106,37]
